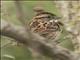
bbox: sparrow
[30,7,63,41]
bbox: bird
[29,7,63,43]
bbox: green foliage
[58,28,74,50]
[1,1,75,60]
[1,1,60,24]
[1,37,32,60]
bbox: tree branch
[1,20,80,60]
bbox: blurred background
[1,1,80,60]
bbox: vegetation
[1,1,80,60]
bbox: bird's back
[30,9,63,43]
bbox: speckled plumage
[30,9,63,42]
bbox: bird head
[33,7,45,15]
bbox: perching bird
[30,7,63,42]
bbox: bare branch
[1,20,80,60]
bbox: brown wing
[30,11,63,40]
